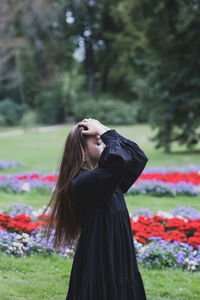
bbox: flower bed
[0,204,200,271]
[0,213,42,234]
[130,215,200,248]
[134,237,200,271]
[0,165,200,196]
[0,171,56,193]
[0,159,23,170]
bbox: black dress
[66,129,149,300]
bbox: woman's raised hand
[78,118,110,136]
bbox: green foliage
[0,0,74,108]
[132,0,200,152]
[35,86,65,125]
[19,110,39,129]
[73,95,138,125]
[65,0,144,99]
[1,0,200,152]
[16,43,38,108]
[61,65,86,117]
[0,98,29,126]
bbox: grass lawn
[1,190,200,215]
[0,123,200,299]
[0,123,199,174]
[0,253,200,300]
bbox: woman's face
[85,135,106,165]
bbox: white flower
[13,242,20,247]
[189,260,198,266]
[22,233,29,238]
[63,248,74,258]
[176,215,187,221]
[16,234,22,240]
[132,216,139,222]
[184,258,198,270]
[20,182,30,192]
[139,246,148,254]
[32,205,51,217]
[156,210,173,218]
[185,258,189,263]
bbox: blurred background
[0,2,200,299]
[0,0,200,152]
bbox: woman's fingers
[82,130,90,135]
[78,118,101,136]
[78,121,87,126]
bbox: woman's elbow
[142,152,149,163]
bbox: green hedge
[0,98,29,126]
[73,98,138,125]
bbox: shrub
[73,96,137,125]
[19,110,39,129]
[0,98,29,126]
[35,88,65,125]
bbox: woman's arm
[115,131,149,193]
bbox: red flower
[166,218,186,229]
[139,171,200,185]
[153,215,166,223]
[0,213,39,234]
[131,222,147,233]
[0,214,12,226]
[130,215,200,248]
[179,222,200,236]
[187,236,200,248]
[162,230,187,242]
[134,232,149,244]
[13,214,31,223]
[137,216,153,225]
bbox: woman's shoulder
[71,168,90,185]
[73,168,88,177]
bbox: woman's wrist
[98,126,111,136]
[99,129,119,145]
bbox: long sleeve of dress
[70,129,148,212]
[114,131,149,193]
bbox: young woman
[43,118,149,299]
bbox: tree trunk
[85,39,96,98]
[101,64,109,92]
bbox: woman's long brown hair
[40,123,89,254]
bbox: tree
[65,0,145,100]
[132,0,200,152]
[0,0,74,108]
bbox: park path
[0,124,67,137]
